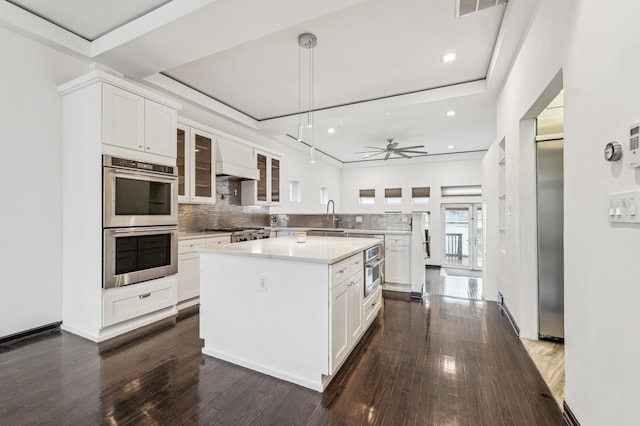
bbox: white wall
[0,27,87,338]
[484,0,640,423]
[340,155,483,266]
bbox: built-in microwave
[364,244,384,298]
[103,155,178,228]
[103,226,178,288]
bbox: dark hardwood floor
[0,293,564,425]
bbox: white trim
[202,347,324,392]
[57,70,182,110]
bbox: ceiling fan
[355,138,428,160]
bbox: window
[411,186,430,204]
[384,188,402,205]
[320,187,328,205]
[441,185,482,197]
[359,188,375,205]
[289,180,301,202]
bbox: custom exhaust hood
[215,138,259,180]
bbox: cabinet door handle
[372,300,377,307]
[139,293,151,299]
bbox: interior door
[441,204,483,271]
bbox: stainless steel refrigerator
[536,138,564,340]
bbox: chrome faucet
[326,199,338,227]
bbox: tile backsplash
[179,177,414,232]
[178,177,269,231]
[270,213,413,231]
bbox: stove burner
[201,227,268,243]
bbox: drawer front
[206,236,231,248]
[386,235,410,247]
[331,253,362,286]
[103,278,177,327]
[179,239,206,254]
[364,286,383,327]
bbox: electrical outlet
[356,216,362,223]
[258,274,268,292]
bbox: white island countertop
[199,235,379,264]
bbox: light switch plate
[608,191,640,223]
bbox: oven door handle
[109,226,178,235]
[365,258,384,268]
[110,168,178,182]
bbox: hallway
[0,293,563,425]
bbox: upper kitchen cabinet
[58,70,181,166]
[102,84,177,160]
[177,119,216,204]
[241,150,281,206]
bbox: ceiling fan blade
[389,142,399,149]
[399,150,429,154]
[384,151,391,160]
[397,145,424,150]
[354,150,382,154]
[395,151,411,159]
[364,151,386,158]
[364,146,385,150]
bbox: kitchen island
[198,236,383,391]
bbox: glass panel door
[193,132,212,198]
[257,153,267,202]
[176,126,187,198]
[271,157,280,203]
[441,204,483,271]
[474,205,483,270]
[442,205,471,268]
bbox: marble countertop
[199,236,380,264]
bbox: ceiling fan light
[446,110,456,117]
[309,146,316,163]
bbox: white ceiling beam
[0,0,90,58]
[92,0,369,78]
[90,0,217,57]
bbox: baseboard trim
[497,292,520,337]
[0,321,62,346]
[563,401,581,426]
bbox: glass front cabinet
[177,121,216,204]
[241,151,281,206]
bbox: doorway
[441,203,483,271]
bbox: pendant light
[298,33,317,162]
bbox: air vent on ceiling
[457,0,508,17]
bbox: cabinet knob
[146,146,151,150]
[138,145,143,148]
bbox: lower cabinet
[178,235,231,306]
[103,277,177,327]
[364,286,383,328]
[385,235,411,284]
[329,253,364,374]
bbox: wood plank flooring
[425,267,483,300]
[0,293,564,425]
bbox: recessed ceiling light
[364,153,370,158]
[386,112,391,116]
[446,110,456,117]
[328,127,335,134]
[448,145,454,150]
[441,52,457,63]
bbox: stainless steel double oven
[103,155,178,288]
[364,244,384,298]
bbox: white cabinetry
[177,235,231,308]
[329,253,364,374]
[102,83,177,161]
[385,235,411,284]
[58,71,181,342]
[241,151,281,205]
[177,119,216,204]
